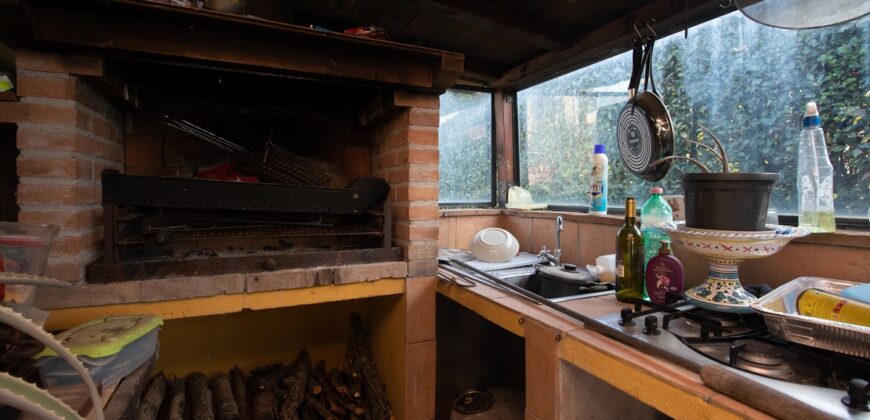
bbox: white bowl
[469,228,519,263]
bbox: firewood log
[279,350,310,420]
[137,372,168,420]
[299,405,318,420]
[230,366,250,420]
[306,375,322,396]
[167,378,186,420]
[250,375,276,420]
[212,373,241,420]
[336,396,366,417]
[308,364,345,416]
[348,314,392,420]
[348,369,362,400]
[304,394,337,420]
[327,369,351,400]
[188,372,215,420]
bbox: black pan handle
[628,37,644,100]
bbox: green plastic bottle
[641,187,673,275]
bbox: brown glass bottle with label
[616,197,644,302]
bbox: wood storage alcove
[149,295,406,419]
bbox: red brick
[75,82,119,122]
[393,203,439,222]
[85,113,121,143]
[2,100,86,127]
[408,127,438,145]
[15,73,77,100]
[410,166,439,182]
[411,224,440,240]
[399,148,439,165]
[17,127,122,162]
[395,185,439,201]
[409,108,439,127]
[395,222,440,241]
[45,257,84,282]
[18,207,102,231]
[407,259,438,277]
[16,183,98,205]
[396,240,438,260]
[51,227,102,257]
[16,156,81,178]
[374,111,410,140]
[394,92,439,109]
[383,130,409,150]
[16,50,103,76]
[125,135,163,167]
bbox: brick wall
[372,91,440,278]
[370,91,440,419]
[0,50,124,282]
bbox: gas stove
[591,298,870,418]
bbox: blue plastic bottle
[589,144,608,215]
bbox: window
[439,89,493,204]
[517,11,868,218]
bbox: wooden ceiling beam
[492,0,732,89]
[413,0,571,51]
[5,0,464,93]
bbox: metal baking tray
[750,277,870,358]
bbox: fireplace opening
[87,61,408,283]
[0,123,17,222]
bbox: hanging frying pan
[616,35,674,181]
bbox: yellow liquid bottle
[797,288,870,327]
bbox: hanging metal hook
[633,21,643,40]
[645,19,658,38]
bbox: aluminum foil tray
[750,277,870,358]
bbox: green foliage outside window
[517,12,868,217]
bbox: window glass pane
[517,12,869,217]
[439,90,493,203]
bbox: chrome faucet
[539,215,564,266]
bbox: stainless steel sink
[487,265,614,301]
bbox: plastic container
[797,102,836,232]
[36,328,159,388]
[640,187,672,271]
[589,144,608,215]
[0,222,59,304]
[35,315,163,388]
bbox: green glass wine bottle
[616,197,645,302]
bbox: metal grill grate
[120,225,381,245]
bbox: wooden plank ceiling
[290,0,727,87]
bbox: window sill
[439,207,870,249]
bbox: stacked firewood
[135,314,392,420]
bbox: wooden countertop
[436,279,773,419]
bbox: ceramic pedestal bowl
[658,222,808,313]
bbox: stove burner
[738,348,784,366]
[692,310,741,328]
[730,341,797,380]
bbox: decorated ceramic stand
[658,222,809,313]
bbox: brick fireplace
[0,47,445,418]
[0,50,441,284]
[0,50,124,282]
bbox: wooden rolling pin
[700,364,839,420]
